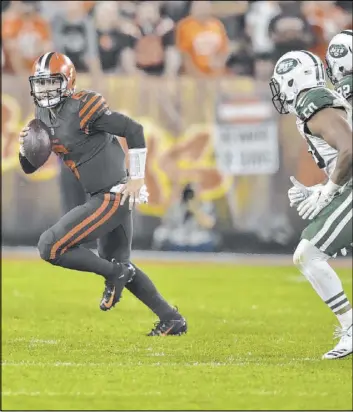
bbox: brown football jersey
[36,90,127,194]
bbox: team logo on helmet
[275,58,298,75]
[329,44,348,58]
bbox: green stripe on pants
[301,186,353,257]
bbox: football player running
[18,52,187,336]
[269,50,352,359]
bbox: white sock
[337,308,353,330]
[293,239,352,325]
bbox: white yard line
[1,389,328,397]
[1,358,320,368]
[2,390,162,397]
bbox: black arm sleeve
[19,153,38,174]
[92,111,146,149]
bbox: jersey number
[336,84,350,99]
[52,144,80,179]
[302,102,318,119]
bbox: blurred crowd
[2,0,353,81]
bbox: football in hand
[23,119,52,168]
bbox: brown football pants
[37,191,181,321]
[37,192,132,278]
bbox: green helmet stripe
[300,50,322,81]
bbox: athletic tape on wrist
[128,148,147,179]
[322,180,341,196]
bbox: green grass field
[2,259,352,411]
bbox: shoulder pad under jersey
[295,87,347,122]
[71,90,110,134]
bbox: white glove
[138,184,149,204]
[297,180,341,220]
[288,176,323,207]
[110,183,149,204]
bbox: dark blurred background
[2,0,352,78]
[1,1,352,254]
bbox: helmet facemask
[325,57,350,85]
[269,77,291,114]
[29,73,68,108]
[325,57,337,85]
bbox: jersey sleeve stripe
[79,94,101,118]
[97,103,109,116]
[72,91,89,100]
[80,97,106,129]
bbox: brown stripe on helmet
[44,52,55,71]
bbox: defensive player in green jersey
[270,50,352,359]
[326,30,353,106]
[18,52,187,336]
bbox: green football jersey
[295,87,351,177]
[334,74,353,106]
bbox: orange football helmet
[29,52,77,108]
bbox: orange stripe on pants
[49,194,111,260]
[60,194,121,255]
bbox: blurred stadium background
[2,0,352,255]
[1,1,352,410]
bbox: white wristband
[128,148,147,179]
[322,180,341,196]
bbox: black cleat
[100,262,135,311]
[147,317,187,336]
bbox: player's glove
[297,180,341,220]
[111,180,149,208]
[288,176,323,207]
[137,184,149,204]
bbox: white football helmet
[269,50,326,114]
[326,30,353,85]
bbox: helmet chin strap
[48,108,57,119]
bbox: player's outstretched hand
[120,178,145,210]
[297,190,335,220]
[19,126,30,156]
[288,176,324,208]
[288,176,309,207]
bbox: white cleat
[322,324,353,360]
